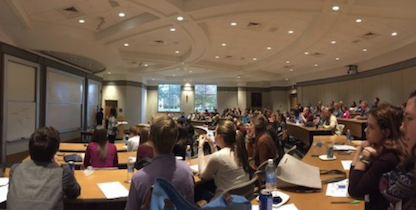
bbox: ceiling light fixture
[173,75,176,77]
[152,78,155,81]
[336,57,340,61]
[332,5,340,11]
[175,51,179,54]
[237,75,241,79]
[108,72,111,74]
[170,28,176,32]
[363,49,367,52]
[118,13,125,17]
[290,69,293,72]
[189,70,193,73]
[215,56,219,58]
[177,16,184,21]
[79,19,85,23]
[285,78,288,81]
[286,61,290,63]
[144,64,148,67]
[124,43,129,47]
[222,43,227,47]
[304,52,309,55]
[288,30,294,34]
[356,18,362,23]
[314,64,318,67]
[231,22,237,26]
[331,40,336,44]
[253,58,257,61]
[266,47,272,50]
[392,32,398,36]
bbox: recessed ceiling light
[286,61,290,63]
[175,51,179,54]
[237,75,241,79]
[314,64,318,67]
[332,5,340,11]
[253,58,257,61]
[331,40,336,44]
[144,64,148,67]
[336,57,340,61]
[285,78,288,81]
[177,16,184,21]
[124,43,129,47]
[118,13,125,17]
[108,72,111,74]
[392,32,398,36]
[288,30,294,34]
[215,56,219,58]
[363,49,367,52]
[170,28,176,32]
[79,19,85,23]
[266,47,272,50]
[304,51,309,55]
[356,18,362,23]
[189,70,193,73]
[152,78,155,81]
[231,22,237,26]
[290,69,293,72]
[222,43,227,47]
[173,75,176,77]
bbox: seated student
[246,114,277,170]
[322,107,341,135]
[84,126,118,168]
[355,101,371,120]
[135,127,153,169]
[125,115,194,210]
[127,125,140,152]
[379,91,416,210]
[301,107,314,126]
[342,106,350,118]
[7,127,80,210]
[197,120,250,198]
[172,125,188,160]
[348,104,406,210]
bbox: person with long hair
[107,107,118,143]
[197,120,251,197]
[379,91,416,210]
[135,127,153,169]
[84,126,118,168]
[348,104,406,210]
[246,114,277,170]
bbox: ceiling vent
[108,0,120,7]
[246,22,263,31]
[352,39,361,44]
[268,27,278,33]
[310,52,324,57]
[151,40,167,45]
[361,32,378,40]
[225,55,233,59]
[60,6,83,19]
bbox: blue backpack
[149,178,252,210]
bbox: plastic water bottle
[127,156,135,182]
[186,145,192,163]
[265,159,277,191]
[346,129,353,144]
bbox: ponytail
[235,130,250,173]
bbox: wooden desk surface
[337,118,367,139]
[252,135,364,210]
[23,151,137,166]
[59,143,127,152]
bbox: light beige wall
[270,90,289,113]
[298,66,416,107]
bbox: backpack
[147,178,251,210]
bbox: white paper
[0,177,9,186]
[97,181,129,199]
[333,145,357,151]
[0,185,8,203]
[252,203,298,210]
[341,160,353,170]
[326,179,349,197]
[190,165,198,172]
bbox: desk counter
[337,118,367,139]
[286,123,333,146]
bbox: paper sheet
[252,203,299,210]
[326,179,349,197]
[341,160,352,170]
[0,177,9,186]
[97,181,129,199]
[0,185,8,203]
[190,164,198,172]
[333,145,357,151]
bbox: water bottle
[346,129,353,145]
[186,145,192,163]
[265,159,277,191]
[127,157,135,182]
[68,161,74,172]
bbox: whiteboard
[47,104,82,132]
[87,105,98,127]
[6,102,36,141]
[7,62,36,101]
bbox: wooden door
[105,100,118,119]
[290,94,297,110]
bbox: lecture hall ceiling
[1,0,416,85]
